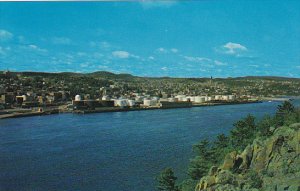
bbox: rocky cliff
[195,123,300,191]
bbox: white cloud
[90,41,113,50]
[80,63,90,68]
[112,51,130,58]
[222,42,247,55]
[161,67,168,71]
[130,54,140,59]
[26,44,48,53]
[98,65,108,69]
[0,29,13,41]
[148,56,155,60]
[184,56,211,62]
[100,41,111,49]
[156,47,167,53]
[214,60,227,66]
[156,47,179,54]
[52,37,71,45]
[112,50,140,59]
[171,48,178,53]
[249,64,259,68]
[0,46,10,56]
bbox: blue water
[0,101,296,191]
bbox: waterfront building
[127,100,135,107]
[222,95,229,101]
[15,95,26,105]
[143,99,158,107]
[102,96,111,101]
[168,97,176,102]
[0,93,15,105]
[215,95,222,100]
[114,99,128,107]
[75,95,81,101]
[194,96,205,103]
[228,95,236,100]
[175,95,186,101]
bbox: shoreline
[0,100,263,119]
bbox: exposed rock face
[195,123,300,191]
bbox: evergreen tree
[157,168,179,191]
[230,115,256,150]
[275,101,296,126]
[277,101,295,114]
[188,156,210,180]
[257,115,273,137]
[192,139,211,159]
[188,139,212,180]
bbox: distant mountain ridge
[1,70,299,81]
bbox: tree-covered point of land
[157,101,300,191]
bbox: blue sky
[0,1,299,77]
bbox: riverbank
[0,109,59,119]
[261,97,292,101]
[0,100,263,119]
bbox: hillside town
[0,70,297,118]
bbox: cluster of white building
[104,94,236,107]
[113,96,160,107]
[174,95,236,103]
[74,93,237,108]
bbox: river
[0,101,297,191]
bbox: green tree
[188,139,213,180]
[192,139,211,159]
[214,134,229,149]
[257,115,273,137]
[211,134,232,164]
[188,156,210,180]
[157,168,179,191]
[230,115,257,150]
[275,101,296,126]
[277,101,295,114]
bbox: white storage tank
[194,96,205,103]
[223,95,229,101]
[215,95,221,100]
[143,99,158,107]
[143,99,151,106]
[22,95,27,101]
[175,95,186,101]
[135,96,143,102]
[75,95,81,101]
[168,97,176,102]
[127,100,135,107]
[204,96,209,102]
[182,97,189,102]
[102,96,110,101]
[207,96,212,101]
[228,95,236,100]
[114,99,128,107]
[152,97,160,101]
[189,96,195,102]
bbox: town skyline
[1,1,300,77]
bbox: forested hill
[2,70,300,81]
[1,71,300,97]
